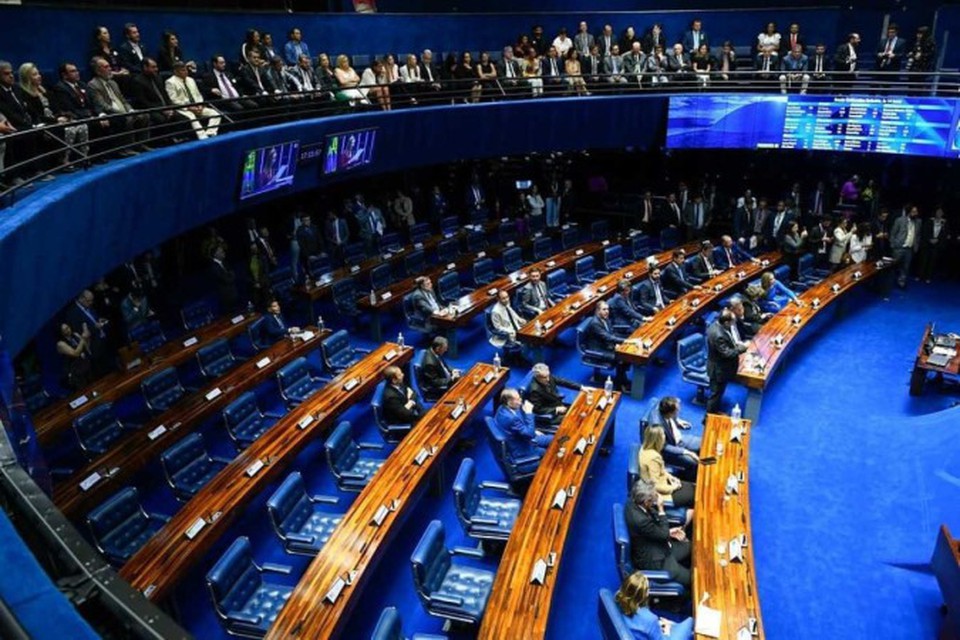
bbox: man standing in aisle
[706,309,747,416]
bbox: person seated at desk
[625,479,692,589]
[727,296,760,340]
[614,571,694,640]
[742,285,773,328]
[519,266,554,317]
[262,299,299,342]
[759,271,801,313]
[495,387,553,459]
[410,276,445,332]
[382,365,424,426]
[489,289,527,350]
[713,234,757,270]
[585,301,639,388]
[120,288,154,330]
[661,249,700,295]
[609,279,652,336]
[636,267,671,315]
[650,396,700,480]
[528,362,579,425]
[689,240,721,282]
[420,335,461,401]
[640,426,695,519]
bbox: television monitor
[239,141,300,200]
[323,128,377,175]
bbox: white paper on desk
[738,627,752,640]
[300,330,316,341]
[695,604,723,638]
[730,425,743,443]
[325,577,346,604]
[726,475,739,495]
[574,437,588,455]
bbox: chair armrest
[263,412,286,420]
[640,570,673,582]
[309,494,340,505]
[261,562,292,575]
[469,516,501,526]
[429,593,464,607]
[212,457,233,465]
[479,480,514,493]
[227,611,264,626]
[354,347,373,354]
[311,375,333,384]
[149,513,172,524]
[284,531,317,544]
[121,421,143,431]
[358,441,385,450]
[514,454,542,466]
[339,470,367,480]
[648,582,685,597]
[450,546,485,559]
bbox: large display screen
[323,128,377,175]
[239,140,300,200]
[667,95,960,158]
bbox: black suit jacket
[118,40,146,73]
[706,320,744,383]
[0,86,33,130]
[528,375,576,415]
[661,262,694,295]
[262,313,288,342]
[624,500,672,571]
[382,383,422,425]
[50,81,94,120]
[130,73,171,109]
[211,260,239,310]
[637,278,670,314]
[689,254,716,280]
[420,348,453,400]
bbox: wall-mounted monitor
[239,140,300,200]
[323,128,377,175]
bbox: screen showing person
[240,140,300,200]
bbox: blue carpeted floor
[155,274,958,640]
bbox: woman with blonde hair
[640,425,695,516]
[333,54,370,105]
[614,571,694,639]
[19,62,89,172]
[759,270,800,313]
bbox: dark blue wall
[0,96,665,356]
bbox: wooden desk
[52,328,329,519]
[32,313,260,448]
[616,253,781,399]
[692,414,764,640]
[479,389,620,640]
[430,242,607,357]
[736,260,888,421]
[909,324,960,396]
[517,242,700,362]
[119,343,412,602]
[267,362,508,640]
[932,524,960,639]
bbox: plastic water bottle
[604,376,614,398]
[534,319,543,335]
[493,352,501,372]
[397,332,405,349]
[731,403,742,427]
[369,289,377,305]
[246,300,254,314]
[317,316,325,331]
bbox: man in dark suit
[528,363,579,425]
[65,289,112,374]
[834,33,861,85]
[680,19,709,55]
[382,366,424,427]
[465,177,486,212]
[714,235,755,270]
[541,46,564,91]
[117,23,147,74]
[809,43,831,90]
[637,267,671,315]
[419,49,442,95]
[497,47,524,96]
[728,296,760,340]
[584,301,636,387]
[706,310,747,415]
[419,336,460,401]
[597,24,616,57]
[876,24,907,71]
[130,58,188,141]
[918,207,950,283]
[625,479,691,588]
[238,49,277,103]
[87,56,150,154]
[202,55,259,114]
[690,241,721,282]
[650,396,700,479]
[519,267,553,317]
[262,299,298,342]
[658,193,683,232]
[609,279,651,336]
[410,276,443,332]
[0,59,38,180]
[323,210,349,262]
[779,23,805,57]
[295,214,323,269]
[661,249,699,295]
[808,216,834,269]
[495,388,552,460]
[583,44,605,87]
[764,200,794,247]
[210,245,239,312]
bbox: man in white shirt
[552,27,573,57]
[490,289,526,349]
[165,61,220,139]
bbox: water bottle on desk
[534,319,543,335]
[731,403,742,428]
[493,352,501,373]
[397,332,405,349]
[246,300,254,314]
[369,289,377,305]
[603,376,614,398]
[317,316,325,331]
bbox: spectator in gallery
[157,30,195,74]
[757,21,781,53]
[334,54,369,105]
[284,27,311,66]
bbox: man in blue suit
[262,299,298,342]
[609,279,651,336]
[680,19,709,56]
[636,267,671,315]
[495,388,552,461]
[584,301,637,386]
[661,249,700,295]
[713,235,757,270]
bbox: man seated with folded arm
[420,336,461,401]
[382,365,424,427]
[528,363,580,425]
[495,388,553,460]
[636,266,672,315]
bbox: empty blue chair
[576,317,617,381]
[266,472,342,556]
[248,317,271,351]
[324,420,386,492]
[320,329,369,374]
[527,214,545,234]
[404,250,426,277]
[591,220,610,241]
[773,264,790,283]
[546,268,575,299]
[19,374,52,413]
[440,216,460,235]
[87,487,168,564]
[410,520,493,626]
[437,238,460,264]
[73,402,132,456]
[206,536,293,638]
[268,267,295,303]
[344,241,368,266]
[370,263,394,291]
[574,255,605,285]
[498,222,518,246]
[222,391,282,449]
[465,229,488,254]
[128,318,166,354]
[371,380,415,442]
[371,606,449,640]
[437,271,462,306]
[403,293,431,334]
[181,300,214,330]
[603,244,627,272]
[532,236,553,261]
[677,333,709,405]
[379,231,403,253]
[483,417,540,487]
[452,458,521,543]
[630,233,653,261]
[276,357,325,406]
[332,277,361,318]
[612,503,686,597]
[160,433,230,501]
[561,226,580,250]
[470,210,489,227]
[197,337,240,379]
[307,254,333,280]
[660,227,681,250]
[640,396,660,434]
[501,246,523,274]
[141,367,186,412]
[792,253,821,288]
[409,222,432,244]
[472,258,496,286]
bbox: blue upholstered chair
[640,397,660,434]
[128,318,166,354]
[574,255,605,285]
[324,421,386,492]
[379,231,403,253]
[659,227,681,250]
[792,253,822,289]
[266,472,343,556]
[404,250,426,278]
[160,432,230,501]
[268,267,295,303]
[527,214,545,234]
[611,503,686,599]
[501,246,523,274]
[332,277,361,318]
[498,222,518,246]
[73,403,134,457]
[603,244,627,272]
[410,349,436,406]
[307,254,333,281]
[546,268,575,299]
[370,263,394,292]
[630,233,653,261]
[141,367,187,412]
[440,216,460,235]
[591,219,610,241]
[276,357,325,406]
[483,417,540,487]
[409,222,432,244]
[222,391,283,450]
[472,258,496,286]
[598,588,635,640]
[532,236,553,261]
[561,226,580,250]
[371,606,449,640]
[483,308,523,359]
[465,229,489,254]
[205,536,293,638]
[437,271,462,306]
[248,318,271,351]
[410,520,494,626]
[516,370,560,432]
[19,374,52,413]
[403,293,431,334]
[86,487,168,564]
[197,337,240,379]
[773,264,791,283]
[371,380,415,442]
[181,300,214,330]
[452,458,522,543]
[676,333,709,405]
[320,329,369,374]
[344,241,368,267]
[437,238,460,264]
[576,317,617,380]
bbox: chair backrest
[308,254,332,279]
[603,245,624,271]
[612,502,634,581]
[575,256,595,282]
[546,268,568,292]
[268,266,293,287]
[473,258,494,284]
[160,432,208,480]
[501,246,522,274]
[410,349,428,400]
[404,250,426,277]
[516,370,535,401]
[277,357,310,393]
[527,214,544,233]
[440,216,459,234]
[631,234,652,260]
[576,317,593,355]
[402,293,421,326]
[321,329,351,370]
[410,222,431,244]
[344,242,367,266]
[74,403,119,450]
[533,236,553,261]
[797,253,814,277]
[452,458,480,528]
[369,263,393,291]
[248,317,267,350]
[592,220,610,241]
[598,588,634,640]
[773,264,790,282]
[19,375,51,413]
[206,536,261,617]
[561,226,579,249]
[380,231,402,252]
[324,421,359,476]
[371,607,404,640]
[466,229,488,253]
[266,471,311,537]
[129,319,164,350]
[181,300,214,330]
[677,333,706,370]
[370,381,388,428]
[87,486,142,545]
[470,210,489,226]
[197,338,231,370]
[141,367,179,402]
[683,254,699,277]
[640,397,660,432]
[332,277,356,305]
[660,226,680,250]
[499,222,518,245]
[410,520,451,605]
[437,238,459,263]
[437,271,461,303]
[222,391,260,434]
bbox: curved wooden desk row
[736,259,889,421]
[33,312,261,447]
[53,328,329,519]
[518,242,702,360]
[431,241,609,356]
[616,252,783,399]
[910,323,960,396]
[120,343,413,602]
[693,414,764,640]
[268,362,508,640]
[479,389,620,640]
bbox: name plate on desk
[792,314,802,325]
[530,559,548,585]
[728,536,745,562]
[413,447,433,466]
[562,224,571,230]
[598,285,608,293]
[343,378,360,392]
[256,356,272,369]
[601,240,611,246]
[488,288,498,296]
[184,518,206,540]
[691,298,701,307]
[382,253,392,261]
[773,334,784,347]
[714,283,723,292]
[446,263,457,271]
[642,338,653,350]
[451,403,466,419]
[79,472,102,492]
[371,505,390,527]
[299,330,315,341]
[725,474,740,495]
[597,396,609,411]
[482,371,495,383]
[501,217,510,223]
[543,319,554,330]
[506,241,516,248]
[350,265,361,273]
[831,283,841,293]
[575,249,584,256]
[737,271,747,279]
[381,291,393,301]
[69,395,90,410]
[546,260,557,267]
[574,436,588,455]
[126,358,143,370]
[571,302,582,310]
[325,578,346,604]
[183,336,198,347]
[853,270,862,280]
[666,317,677,326]
[812,298,821,309]
[231,314,245,325]
[552,489,568,510]
[761,259,770,267]
[147,425,168,441]
[729,424,744,443]
[383,349,398,361]
[245,459,265,477]
[205,388,222,401]
[477,251,487,259]
[298,414,315,430]
[414,242,424,250]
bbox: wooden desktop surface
[479,389,620,640]
[914,324,960,375]
[267,362,508,640]
[120,343,412,602]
